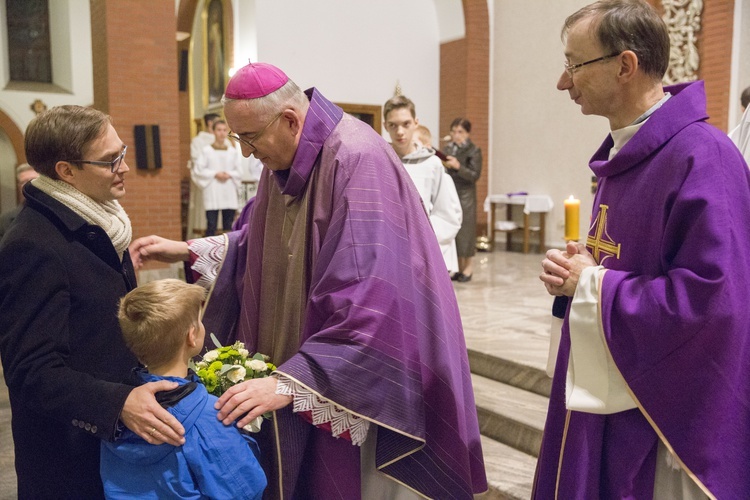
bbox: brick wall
[648,0,734,131]
[698,0,734,131]
[440,39,467,144]
[90,0,182,242]
[439,0,490,234]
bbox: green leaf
[210,333,222,349]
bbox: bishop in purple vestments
[538,2,750,499]
[131,63,487,499]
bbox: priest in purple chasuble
[131,62,487,499]
[538,2,750,499]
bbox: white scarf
[32,175,132,258]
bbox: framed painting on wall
[203,0,229,109]
[336,103,382,133]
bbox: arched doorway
[0,110,26,212]
[176,0,235,238]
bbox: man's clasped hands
[539,241,598,297]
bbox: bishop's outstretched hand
[129,235,190,269]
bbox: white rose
[238,348,249,358]
[248,359,268,372]
[226,366,247,383]
[203,350,219,362]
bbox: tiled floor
[0,248,554,499]
[0,366,10,500]
[457,249,554,372]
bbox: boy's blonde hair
[415,124,432,147]
[118,279,206,367]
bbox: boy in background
[383,95,462,274]
[413,124,433,150]
[100,279,266,500]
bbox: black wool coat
[0,183,139,499]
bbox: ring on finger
[148,426,157,436]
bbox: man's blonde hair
[118,279,206,367]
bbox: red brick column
[698,0,734,132]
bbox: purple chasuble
[533,81,750,499]
[202,89,487,499]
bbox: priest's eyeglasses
[564,52,620,77]
[63,145,128,173]
[229,111,284,152]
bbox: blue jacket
[100,372,266,499]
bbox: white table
[485,194,554,253]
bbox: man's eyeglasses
[63,145,128,173]
[564,52,621,77]
[228,111,284,153]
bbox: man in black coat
[0,105,185,499]
[0,164,38,241]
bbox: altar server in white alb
[730,105,750,165]
[383,95,462,273]
[193,119,242,236]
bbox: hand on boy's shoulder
[121,381,186,446]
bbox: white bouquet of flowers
[190,334,276,432]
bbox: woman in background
[444,118,482,282]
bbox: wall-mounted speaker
[179,49,188,92]
[134,125,162,170]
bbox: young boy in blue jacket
[100,279,266,499]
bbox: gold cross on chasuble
[586,204,621,264]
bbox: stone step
[475,435,537,500]
[472,373,548,458]
[468,348,551,398]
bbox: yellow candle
[564,195,580,241]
